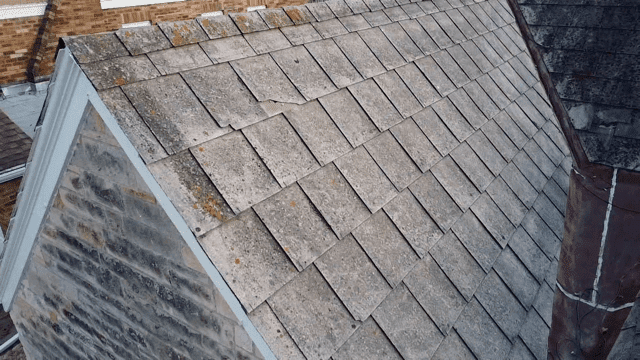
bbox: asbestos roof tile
[363,0,385,11]
[383,6,409,21]
[432,330,476,360]
[373,70,422,118]
[298,163,370,239]
[529,90,556,124]
[482,119,518,161]
[390,118,442,172]
[448,9,478,40]
[395,62,440,107]
[432,154,481,209]
[494,110,528,149]
[399,19,438,55]
[409,172,462,231]
[257,8,294,28]
[248,303,306,360]
[542,178,566,215]
[494,247,539,308]
[315,235,392,320]
[98,88,167,164]
[147,150,233,235]
[510,226,551,284]
[396,0,411,5]
[147,44,212,75]
[334,32,386,78]
[64,33,129,64]
[494,27,520,57]
[450,142,493,191]
[484,32,511,63]
[253,183,337,271]
[490,0,514,23]
[464,80,500,119]
[413,106,459,156]
[363,10,392,26]
[473,36,503,67]
[191,131,280,213]
[345,0,370,13]
[313,18,349,38]
[384,189,443,257]
[469,3,497,31]
[524,140,555,178]
[475,270,527,341]
[199,35,256,63]
[267,265,360,360]
[416,15,454,49]
[335,146,398,212]
[372,283,444,359]
[284,6,316,25]
[349,79,403,131]
[447,0,465,8]
[417,0,438,14]
[448,45,483,81]
[332,317,402,360]
[242,114,320,187]
[158,20,208,46]
[458,6,489,35]
[122,75,229,154]
[415,56,456,97]
[504,23,527,51]
[501,162,538,208]
[432,98,475,142]
[508,338,537,360]
[401,3,425,18]
[181,63,267,129]
[451,210,501,272]
[380,22,424,62]
[231,54,305,104]
[432,0,452,11]
[229,12,270,33]
[432,11,466,44]
[471,193,516,247]
[404,254,466,334]
[532,283,554,327]
[285,100,352,165]
[430,231,485,300]
[364,131,421,189]
[454,298,511,360]
[501,63,529,95]
[505,102,537,138]
[449,88,488,130]
[199,209,296,311]
[326,0,354,17]
[533,193,564,239]
[280,23,322,45]
[340,14,372,31]
[552,167,569,195]
[510,151,545,196]
[479,1,507,27]
[115,26,171,56]
[476,73,510,111]
[490,68,522,103]
[358,27,406,70]
[318,89,379,147]
[545,258,558,289]
[197,15,242,39]
[519,308,549,360]
[244,29,292,54]
[306,2,336,21]
[306,39,363,88]
[486,175,527,225]
[81,55,160,90]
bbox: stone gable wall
[9,104,262,360]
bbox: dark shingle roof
[63,0,573,358]
[0,109,32,174]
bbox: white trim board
[0,47,277,360]
[100,0,184,9]
[0,3,47,20]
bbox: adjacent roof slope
[0,109,32,174]
[517,0,640,170]
[63,0,572,358]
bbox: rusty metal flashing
[506,0,590,170]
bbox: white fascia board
[0,3,46,20]
[0,48,277,360]
[121,21,152,28]
[247,5,266,11]
[0,165,25,184]
[100,0,185,10]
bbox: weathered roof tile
[81,56,160,90]
[362,9,392,26]
[197,15,242,39]
[510,225,551,284]
[257,8,294,28]
[501,163,538,208]
[305,39,364,88]
[524,140,556,178]
[390,118,442,172]
[469,3,497,31]
[533,193,564,239]
[505,103,537,139]
[395,62,440,107]
[473,36,503,67]
[542,178,567,215]
[340,14,372,31]
[508,338,537,360]
[486,176,527,225]
[417,0,438,14]
[479,1,507,27]
[248,303,306,360]
[358,27,406,69]
[417,15,454,49]
[231,54,305,104]
[449,88,488,129]
[199,209,296,311]
[432,98,474,142]
[494,110,528,149]
[122,75,228,154]
[501,63,529,95]
[332,317,402,360]
[490,68,522,102]
[399,19,438,55]
[372,283,444,359]
[380,0,399,8]
[404,255,466,333]
[494,28,520,57]
[481,119,518,162]
[432,11,466,44]
[409,172,462,231]
[284,5,316,25]
[519,309,549,360]
[470,193,515,247]
[383,6,409,22]
[400,3,425,18]
[298,163,370,239]
[458,6,488,35]
[318,89,379,147]
[450,142,493,191]
[463,80,500,118]
[286,101,352,165]
[412,107,459,156]
[447,9,478,39]
[512,151,547,191]
[494,247,539,308]
[334,32,386,78]
[431,330,476,360]
[147,44,212,75]
[432,0,452,11]
[327,0,355,17]
[181,63,267,129]
[242,114,319,187]
[451,210,501,272]
[315,234,391,320]
[454,299,512,360]
[158,20,208,46]
[64,33,129,64]
[476,270,527,341]
[484,32,511,63]
[313,18,350,38]
[253,183,337,271]
[349,79,403,131]
[199,35,256,63]
[306,2,336,21]
[363,0,385,11]
[433,49,471,87]
[380,23,424,62]
[345,0,370,14]
[467,130,507,176]
[364,131,421,189]
[280,23,322,45]
[267,265,360,360]
[448,45,483,81]
[415,56,456,97]
[229,12,270,33]
[244,29,292,54]
[115,26,171,56]
[532,283,554,327]
[373,70,422,118]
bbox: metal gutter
[0,334,19,354]
[0,165,25,184]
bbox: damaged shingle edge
[0,48,277,360]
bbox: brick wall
[0,178,21,234]
[0,0,306,86]
[10,105,262,359]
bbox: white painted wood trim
[121,20,152,28]
[0,165,25,184]
[200,11,223,17]
[0,3,46,20]
[100,0,185,9]
[247,5,266,11]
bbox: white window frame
[0,2,47,20]
[100,0,185,10]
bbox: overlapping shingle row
[65,0,573,358]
